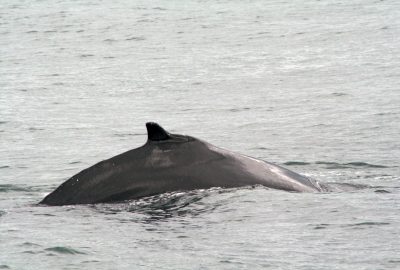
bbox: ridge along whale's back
[40,122,325,206]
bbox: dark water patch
[0,165,10,169]
[283,161,311,166]
[0,210,6,217]
[80,54,94,58]
[52,82,64,86]
[0,265,10,269]
[45,246,87,255]
[26,30,38,33]
[0,121,7,124]
[103,38,116,42]
[44,30,57,33]
[126,36,145,41]
[76,30,84,33]
[153,7,167,11]
[192,82,202,85]
[104,56,115,59]
[381,26,389,30]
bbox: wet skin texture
[40,123,327,206]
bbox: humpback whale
[40,122,326,206]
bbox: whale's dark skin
[40,122,326,206]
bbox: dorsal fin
[146,122,171,141]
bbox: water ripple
[284,161,388,169]
[92,187,239,222]
[0,184,38,193]
[347,222,390,227]
[44,246,87,255]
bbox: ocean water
[1,0,399,269]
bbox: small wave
[45,246,86,255]
[346,222,390,227]
[315,161,388,169]
[113,132,145,137]
[20,242,42,247]
[374,189,391,193]
[28,127,44,131]
[126,36,145,41]
[0,184,37,193]
[313,223,330,230]
[283,161,310,166]
[228,107,250,112]
[68,161,81,165]
[283,160,388,168]
[80,54,94,58]
[331,92,348,97]
[345,162,387,168]
[326,182,371,192]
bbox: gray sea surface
[1,0,399,269]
